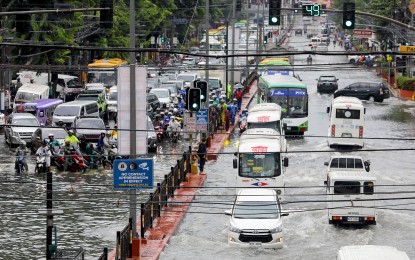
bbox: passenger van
[52,100,99,127]
[325,170,377,225]
[247,103,286,151]
[337,245,410,260]
[225,188,288,249]
[327,97,365,149]
[14,83,49,105]
[233,128,289,195]
[15,99,63,126]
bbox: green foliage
[396,76,415,90]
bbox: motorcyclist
[36,140,52,172]
[162,112,172,132]
[168,116,181,138]
[15,140,29,172]
[48,133,60,152]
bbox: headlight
[12,131,19,137]
[270,226,282,233]
[229,226,241,233]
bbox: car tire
[349,59,355,64]
[377,98,384,103]
[368,95,375,102]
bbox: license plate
[347,217,359,222]
[249,242,262,246]
[341,133,352,137]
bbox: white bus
[233,128,288,195]
[247,103,287,152]
[325,170,377,225]
[327,97,365,149]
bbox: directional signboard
[399,45,415,54]
[114,159,154,190]
[196,108,208,131]
[186,117,196,133]
[353,29,372,38]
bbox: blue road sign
[196,108,208,131]
[113,159,154,190]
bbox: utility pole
[245,1,250,80]
[231,0,236,84]
[256,2,260,70]
[225,20,229,99]
[129,0,137,238]
[205,0,209,86]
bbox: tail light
[331,124,335,137]
[365,217,375,221]
[359,126,363,138]
[380,88,384,94]
[332,216,341,221]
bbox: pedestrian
[197,138,207,175]
[235,87,243,111]
[220,99,227,130]
[225,107,231,132]
[230,98,238,125]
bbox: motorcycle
[167,125,181,143]
[35,155,47,174]
[50,146,65,171]
[65,148,88,172]
[15,155,25,175]
[97,151,113,170]
[155,126,164,143]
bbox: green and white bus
[258,75,308,135]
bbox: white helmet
[170,116,175,120]
[20,140,26,147]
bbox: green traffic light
[294,10,298,13]
[192,103,199,109]
[345,21,352,27]
[271,17,278,23]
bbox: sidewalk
[108,80,258,260]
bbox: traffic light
[263,36,268,44]
[196,81,208,103]
[236,0,242,12]
[100,0,114,28]
[342,2,355,29]
[188,88,201,112]
[269,0,282,26]
[161,37,165,43]
[293,2,299,13]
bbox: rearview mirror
[324,162,329,166]
[233,158,237,169]
[283,157,289,167]
[326,107,330,113]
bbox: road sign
[186,117,196,133]
[114,159,154,190]
[196,108,208,131]
[353,29,372,38]
[399,45,415,54]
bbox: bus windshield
[269,88,308,118]
[248,121,281,134]
[239,153,281,178]
[88,71,117,86]
[15,92,40,103]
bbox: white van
[14,83,49,105]
[325,170,377,225]
[327,97,365,149]
[247,103,286,152]
[52,100,99,127]
[233,128,289,195]
[337,245,410,260]
[107,86,118,119]
[225,188,288,249]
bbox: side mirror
[224,209,232,216]
[324,162,329,166]
[283,123,287,131]
[326,107,330,113]
[281,213,289,217]
[283,157,289,167]
[324,180,328,186]
[336,79,339,81]
[364,108,366,114]
[233,158,238,169]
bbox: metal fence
[115,218,132,260]
[97,248,107,260]
[51,248,84,260]
[140,148,191,238]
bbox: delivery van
[14,83,49,105]
[52,100,99,127]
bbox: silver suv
[5,113,39,147]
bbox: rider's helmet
[170,116,175,121]
[42,139,48,146]
[68,129,74,135]
[168,112,172,116]
[20,140,26,147]
[173,108,178,114]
